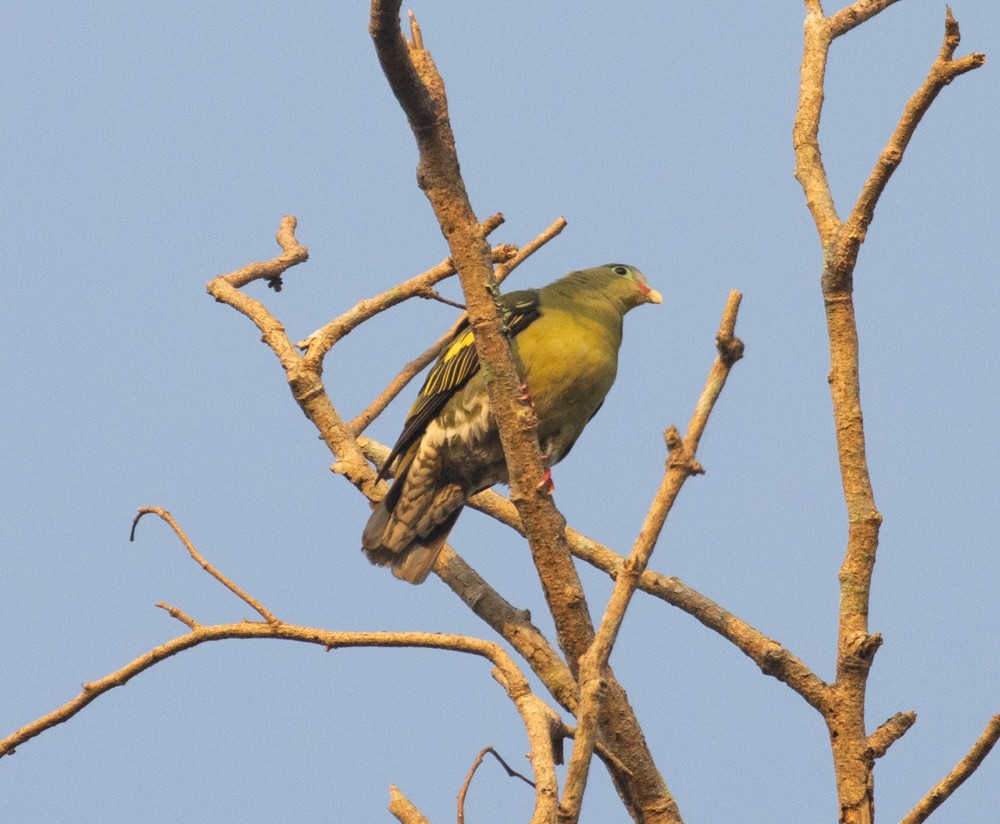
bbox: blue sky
[2,3,997,822]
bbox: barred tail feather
[362,500,463,584]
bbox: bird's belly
[519,334,617,465]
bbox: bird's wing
[376,288,542,482]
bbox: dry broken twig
[457,746,535,824]
[131,506,279,624]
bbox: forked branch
[131,506,279,624]
[792,3,988,822]
[4,521,560,820]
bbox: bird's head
[545,263,662,318]
[599,264,662,308]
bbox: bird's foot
[517,383,533,405]
[536,468,554,494]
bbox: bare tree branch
[792,4,986,822]
[867,711,917,760]
[131,506,279,624]
[389,786,432,824]
[900,715,1000,824]
[370,0,595,672]
[828,0,904,38]
[207,218,377,501]
[793,6,840,240]
[559,292,743,821]
[0,618,561,816]
[155,601,199,630]
[296,213,507,362]
[457,481,833,713]
[368,6,680,820]
[457,746,535,824]
[838,8,987,280]
[360,430,832,723]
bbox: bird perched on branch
[362,264,662,583]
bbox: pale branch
[507,698,561,824]
[213,214,310,292]
[0,622,557,800]
[466,481,833,710]
[828,0,904,39]
[207,218,379,498]
[368,11,680,819]
[359,436,830,714]
[206,215,310,373]
[867,711,916,760]
[457,746,535,824]
[842,8,986,279]
[296,212,507,362]
[900,715,1000,824]
[493,216,567,283]
[8,503,561,819]
[435,545,582,717]
[389,786,432,824]
[792,4,986,823]
[155,601,199,630]
[560,292,743,821]
[795,5,987,267]
[793,6,840,240]
[131,506,279,624]
[349,315,468,436]
[348,215,566,436]
[416,288,468,310]
[371,1,596,668]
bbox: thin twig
[296,213,508,363]
[209,214,309,292]
[839,8,986,279]
[416,287,466,310]
[0,624,549,771]
[457,746,535,824]
[349,217,564,436]
[131,507,279,624]
[900,715,1000,824]
[349,315,466,436]
[560,291,744,821]
[209,217,377,497]
[494,216,567,282]
[155,601,199,630]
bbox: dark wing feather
[376,288,541,482]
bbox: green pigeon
[362,264,662,583]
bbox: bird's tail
[362,499,462,584]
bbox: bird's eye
[613,265,630,277]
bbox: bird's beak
[644,287,663,305]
